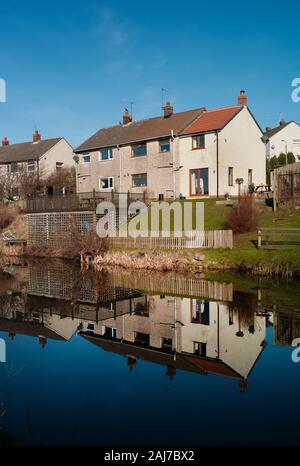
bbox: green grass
[124,199,300,273]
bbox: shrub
[226,194,260,233]
[0,206,15,230]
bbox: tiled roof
[0,138,63,164]
[264,121,294,138]
[80,333,242,380]
[75,108,206,152]
[182,106,243,135]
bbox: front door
[190,168,209,196]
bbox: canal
[0,259,299,446]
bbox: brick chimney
[33,129,41,142]
[123,109,132,125]
[238,90,247,107]
[2,137,9,146]
[163,101,173,118]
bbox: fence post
[258,230,262,249]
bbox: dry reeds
[92,251,195,273]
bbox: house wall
[266,122,300,160]
[80,295,266,379]
[76,139,175,198]
[178,107,266,197]
[39,138,74,178]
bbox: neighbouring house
[0,131,74,197]
[263,120,300,160]
[74,91,266,198]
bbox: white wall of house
[39,138,74,178]
[178,107,266,197]
[266,122,300,160]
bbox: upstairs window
[192,134,205,150]
[132,173,147,187]
[159,139,170,153]
[56,162,64,171]
[100,148,113,161]
[82,153,91,163]
[132,143,147,157]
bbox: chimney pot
[266,126,272,132]
[2,137,9,146]
[33,130,41,142]
[163,101,173,118]
[123,109,132,125]
[238,90,247,107]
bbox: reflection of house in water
[0,262,142,346]
[80,294,267,391]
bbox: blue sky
[0,0,300,148]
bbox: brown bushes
[0,206,15,230]
[226,194,260,234]
[25,227,109,260]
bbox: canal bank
[1,202,300,278]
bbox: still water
[0,259,299,446]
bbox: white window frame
[100,176,114,190]
[27,162,36,173]
[99,148,113,161]
[82,153,91,164]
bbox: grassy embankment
[116,198,300,276]
[1,200,300,277]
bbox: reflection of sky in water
[0,262,299,446]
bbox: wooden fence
[110,272,233,302]
[258,228,300,249]
[26,191,146,213]
[109,230,233,250]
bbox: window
[159,139,170,153]
[248,169,253,185]
[132,143,147,157]
[228,167,234,186]
[194,342,207,357]
[11,162,20,173]
[87,323,95,332]
[104,327,117,339]
[132,173,147,187]
[161,338,172,350]
[56,162,64,171]
[82,153,91,163]
[135,332,150,346]
[100,177,114,190]
[190,168,209,195]
[191,300,210,325]
[192,134,205,150]
[27,162,36,172]
[99,148,113,161]
[134,297,149,316]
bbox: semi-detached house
[74,91,266,199]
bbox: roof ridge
[0,137,62,149]
[204,105,240,113]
